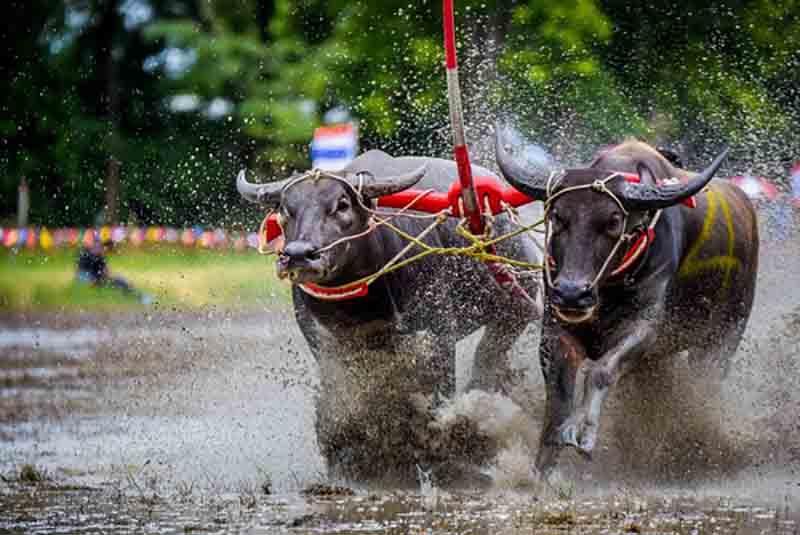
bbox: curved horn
[236,169,283,208]
[495,129,550,200]
[619,147,730,211]
[360,163,427,198]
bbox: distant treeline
[3,0,799,227]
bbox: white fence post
[17,176,29,228]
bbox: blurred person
[771,192,792,242]
[76,240,153,305]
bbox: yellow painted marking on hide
[718,190,737,290]
[678,187,741,289]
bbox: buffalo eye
[335,196,351,214]
[549,210,567,233]
[606,212,624,237]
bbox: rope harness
[541,170,682,290]
[256,169,693,301]
[256,169,546,301]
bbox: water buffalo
[495,137,759,476]
[237,149,542,485]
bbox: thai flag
[311,123,358,171]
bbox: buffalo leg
[429,338,456,402]
[293,287,322,359]
[535,327,585,475]
[467,317,528,395]
[561,318,656,456]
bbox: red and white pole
[443,0,483,235]
[442,1,543,316]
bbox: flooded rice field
[1,240,800,534]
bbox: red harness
[259,173,696,300]
[607,213,659,279]
[257,175,537,302]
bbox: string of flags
[0,226,262,252]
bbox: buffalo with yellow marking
[496,135,759,477]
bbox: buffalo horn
[495,131,551,200]
[236,169,284,208]
[360,164,427,199]
[619,147,730,211]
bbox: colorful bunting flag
[17,228,28,248]
[82,229,95,247]
[4,229,18,247]
[181,228,195,247]
[39,228,53,250]
[67,228,79,246]
[129,228,146,246]
[0,226,261,253]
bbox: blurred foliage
[2,0,799,227]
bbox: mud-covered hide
[496,137,759,478]
[314,330,497,486]
[285,150,542,487]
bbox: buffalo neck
[318,224,398,288]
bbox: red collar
[260,214,371,301]
[298,281,370,301]
[608,223,656,279]
[605,172,695,280]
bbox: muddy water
[0,309,323,492]
[1,239,800,533]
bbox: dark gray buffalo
[496,137,759,476]
[237,149,541,484]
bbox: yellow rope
[255,167,547,291]
[315,212,545,291]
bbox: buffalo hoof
[559,413,597,459]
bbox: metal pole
[442,1,543,317]
[443,0,484,235]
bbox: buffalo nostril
[552,280,595,308]
[578,286,593,302]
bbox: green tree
[4,0,799,227]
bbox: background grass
[0,245,290,311]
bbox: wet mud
[1,239,800,533]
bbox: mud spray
[418,26,800,504]
[3,17,800,534]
